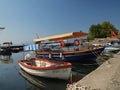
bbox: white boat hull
[104,46,120,53]
[19,63,71,80]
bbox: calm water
[0,51,99,90]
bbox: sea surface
[0,51,100,90]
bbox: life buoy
[58,40,65,48]
[40,41,44,45]
[74,39,80,46]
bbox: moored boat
[33,31,104,62]
[18,58,72,80]
[35,47,104,62]
[103,46,120,54]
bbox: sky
[0,0,120,44]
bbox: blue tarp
[24,44,38,51]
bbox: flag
[111,30,117,37]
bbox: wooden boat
[18,58,72,80]
[33,31,104,62]
[35,48,104,62]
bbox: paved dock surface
[66,52,120,90]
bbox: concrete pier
[66,52,120,90]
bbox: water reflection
[72,62,99,74]
[19,69,68,90]
[0,51,106,90]
[0,55,13,64]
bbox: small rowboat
[18,58,71,80]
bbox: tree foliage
[88,21,119,40]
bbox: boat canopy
[34,31,88,43]
[3,41,12,45]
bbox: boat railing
[37,42,94,52]
[36,40,104,53]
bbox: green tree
[88,21,119,40]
